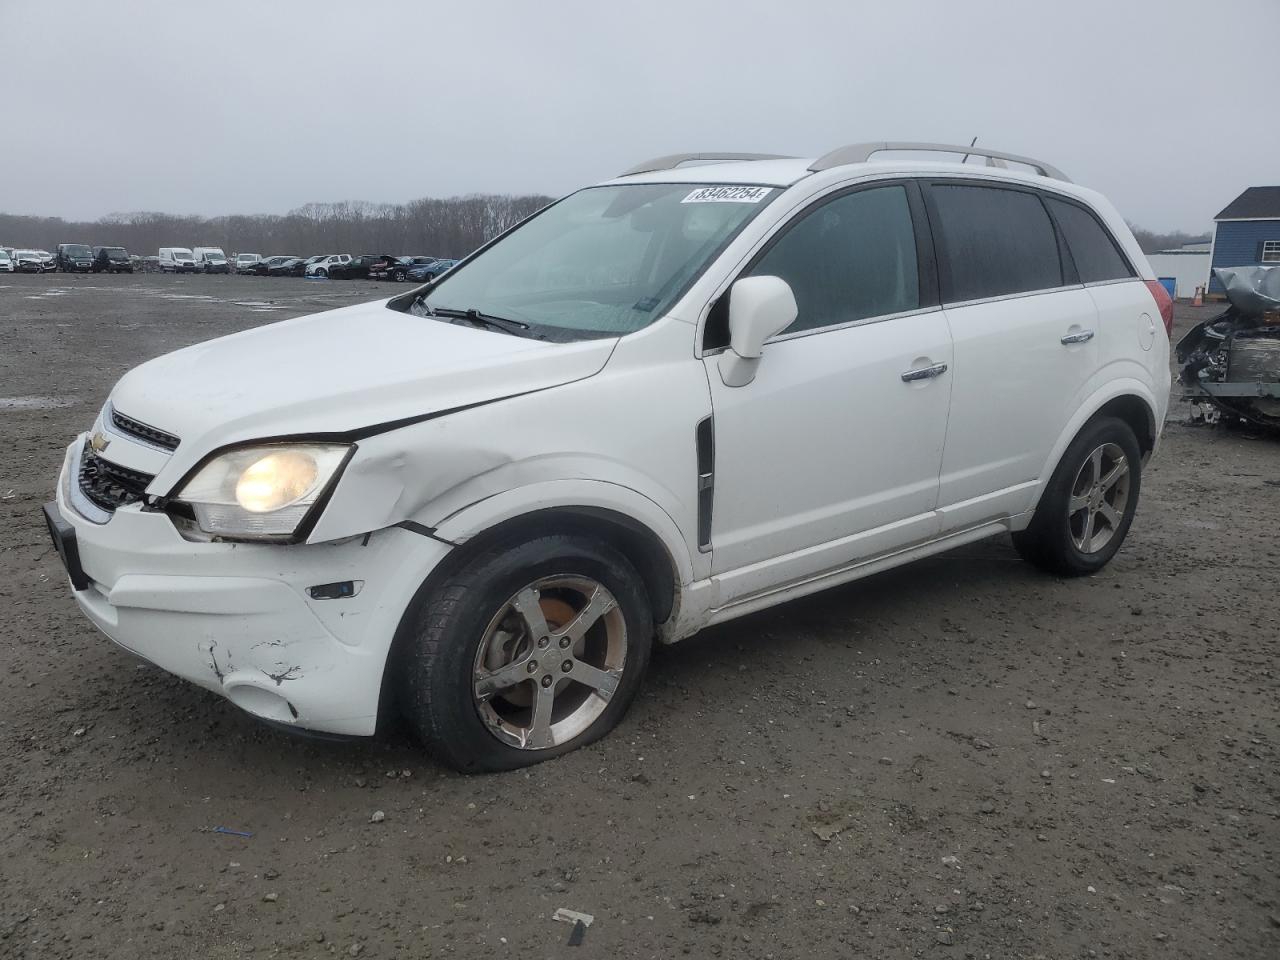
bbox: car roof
[601,156,1093,199]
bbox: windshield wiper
[422,304,535,337]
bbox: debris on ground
[552,907,595,927]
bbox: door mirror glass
[719,275,797,386]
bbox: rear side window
[930,184,1061,303]
[1045,197,1134,283]
[747,184,920,335]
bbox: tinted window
[931,184,1061,302]
[747,185,919,335]
[1045,197,1133,283]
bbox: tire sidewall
[404,535,653,772]
[1038,416,1142,574]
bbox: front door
[704,182,953,602]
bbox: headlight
[173,443,352,540]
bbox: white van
[158,248,197,273]
[193,247,229,274]
[47,142,1171,771]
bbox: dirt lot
[1,272,1276,959]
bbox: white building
[1145,241,1211,299]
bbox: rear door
[923,180,1100,530]
[704,181,953,599]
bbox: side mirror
[718,275,798,387]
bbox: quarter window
[1262,240,1280,263]
[930,184,1062,303]
[1045,197,1134,283]
[747,184,920,335]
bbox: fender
[1030,375,1161,508]
[427,477,701,588]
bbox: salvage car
[1177,265,1280,428]
[407,258,457,282]
[370,256,436,282]
[13,249,47,272]
[194,247,231,274]
[266,256,308,277]
[44,142,1170,771]
[0,249,12,273]
[92,246,133,273]
[250,255,298,276]
[304,254,352,278]
[234,253,262,274]
[327,254,384,279]
[56,243,95,272]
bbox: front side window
[1262,240,1280,263]
[930,184,1062,303]
[1046,197,1133,283]
[746,184,920,335]
[416,183,777,339]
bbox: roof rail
[618,153,797,177]
[808,142,1070,182]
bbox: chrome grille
[78,446,154,512]
[109,406,180,451]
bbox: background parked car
[371,256,436,282]
[92,246,133,273]
[304,254,352,277]
[328,254,384,279]
[13,249,46,273]
[140,256,161,272]
[407,258,458,282]
[271,257,311,277]
[194,247,230,274]
[250,256,296,276]
[36,251,56,272]
[0,249,12,273]
[158,247,198,273]
[234,253,262,274]
[55,243,94,272]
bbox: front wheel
[1013,416,1142,576]
[401,535,653,772]
[393,269,406,282]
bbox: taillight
[1144,280,1174,338]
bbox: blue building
[1208,186,1280,295]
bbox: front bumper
[51,438,451,736]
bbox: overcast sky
[3,0,1276,233]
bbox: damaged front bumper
[1177,266,1280,427]
[51,440,450,736]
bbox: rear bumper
[51,440,451,736]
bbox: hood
[109,299,617,480]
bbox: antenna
[960,136,978,165]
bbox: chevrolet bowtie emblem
[90,431,110,453]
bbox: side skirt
[697,519,1010,631]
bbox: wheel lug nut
[559,637,571,649]
[527,660,538,673]
[561,660,573,673]
[540,675,553,688]
[537,636,549,648]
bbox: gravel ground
[1,273,1276,959]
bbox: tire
[393,269,406,282]
[317,268,328,278]
[401,534,653,772]
[1012,415,1142,577]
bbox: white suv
[305,254,352,277]
[45,142,1171,771]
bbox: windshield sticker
[681,186,773,204]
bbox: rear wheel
[401,535,653,772]
[394,269,406,282]
[1012,416,1142,576]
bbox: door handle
[1060,329,1095,344]
[900,362,948,382]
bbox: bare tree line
[0,194,554,258]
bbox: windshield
[418,183,776,338]
[174,249,193,258]
[16,250,37,258]
[237,254,257,261]
[104,248,126,257]
[65,245,92,257]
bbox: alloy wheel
[471,576,627,750]
[1068,442,1130,554]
